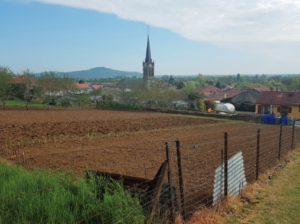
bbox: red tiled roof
[256,91,300,106]
[225,84,234,88]
[248,85,271,92]
[207,91,242,101]
[76,84,91,89]
[13,75,31,84]
[91,85,104,89]
[196,85,221,95]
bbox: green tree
[169,75,175,85]
[175,81,185,89]
[196,74,206,87]
[107,94,114,102]
[0,66,14,110]
[237,73,241,82]
[21,68,35,110]
[182,81,196,91]
[198,99,206,111]
[79,79,85,84]
[292,75,300,91]
[216,80,221,88]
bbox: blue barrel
[275,116,281,125]
[269,115,275,124]
[263,115,269,124]
[281,116,287,125]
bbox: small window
[277,107,281,112]
[289,107,292,113]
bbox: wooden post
[145,160,168,224]
[292,121,295,149]
[22,151,25,164]
[224,132,228,197]
[176,140,186,221]
[165,143,175,223]
[279,126,282,160]
[256,128,260,180]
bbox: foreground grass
[226,149,300,224]
[0,163,144,224]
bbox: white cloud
[23,0,300,63]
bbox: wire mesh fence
[0,121,300,223]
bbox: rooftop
[256,91,300,106]
[76,84,91,89]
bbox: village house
[196,85,242,101]
[255,91,300,118]
[75,84,92,94]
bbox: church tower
[143,35,154,80]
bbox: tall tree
[216,80,221,88]
[21,68,35,110]
[0,66,14,110]
[169,75,175,85]
[237,73,241,82]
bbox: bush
[198,100,206,111]
[96,101,144,111]
[61,98,72,107]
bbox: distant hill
[36,67,143,78]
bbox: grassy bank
[226,149,300,224]
[0,163,144,224]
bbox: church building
[143,36,155,80]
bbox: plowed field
[1,108,299,217]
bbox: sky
[1,0,300,75]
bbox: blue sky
[1,0,300,75]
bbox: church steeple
[143,34,155,80]
[145,36,152,63]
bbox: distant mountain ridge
[35,67,143,78]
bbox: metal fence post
[165,142,175,223]
[278,126,282,160]
[292,121,295,149]
[224,132,228,197]
[256,128,260,180]
[176,140,186,221]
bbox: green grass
[168,113,249,123]
[0,163,144,224]
[5,100,57,108]
[226,149,300,224]
[4,99,96,108]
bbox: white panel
[213,151,247,205]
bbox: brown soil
[1,108,299,218]
[0,108,225,145]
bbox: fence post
[224,132,228,197]
[176,140,186,221]
[278,126,282,160]
[165,142,175,223]
[256,128,260,180]
[292,121,295,149]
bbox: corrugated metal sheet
[213,151,247,205]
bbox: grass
[169,113,249,123]
[225,148,300,224]
[4,99,97,108]
[0,163,145,224]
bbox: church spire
[145,35,152,63]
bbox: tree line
[161,73,300,91]
[0,66,103,110]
